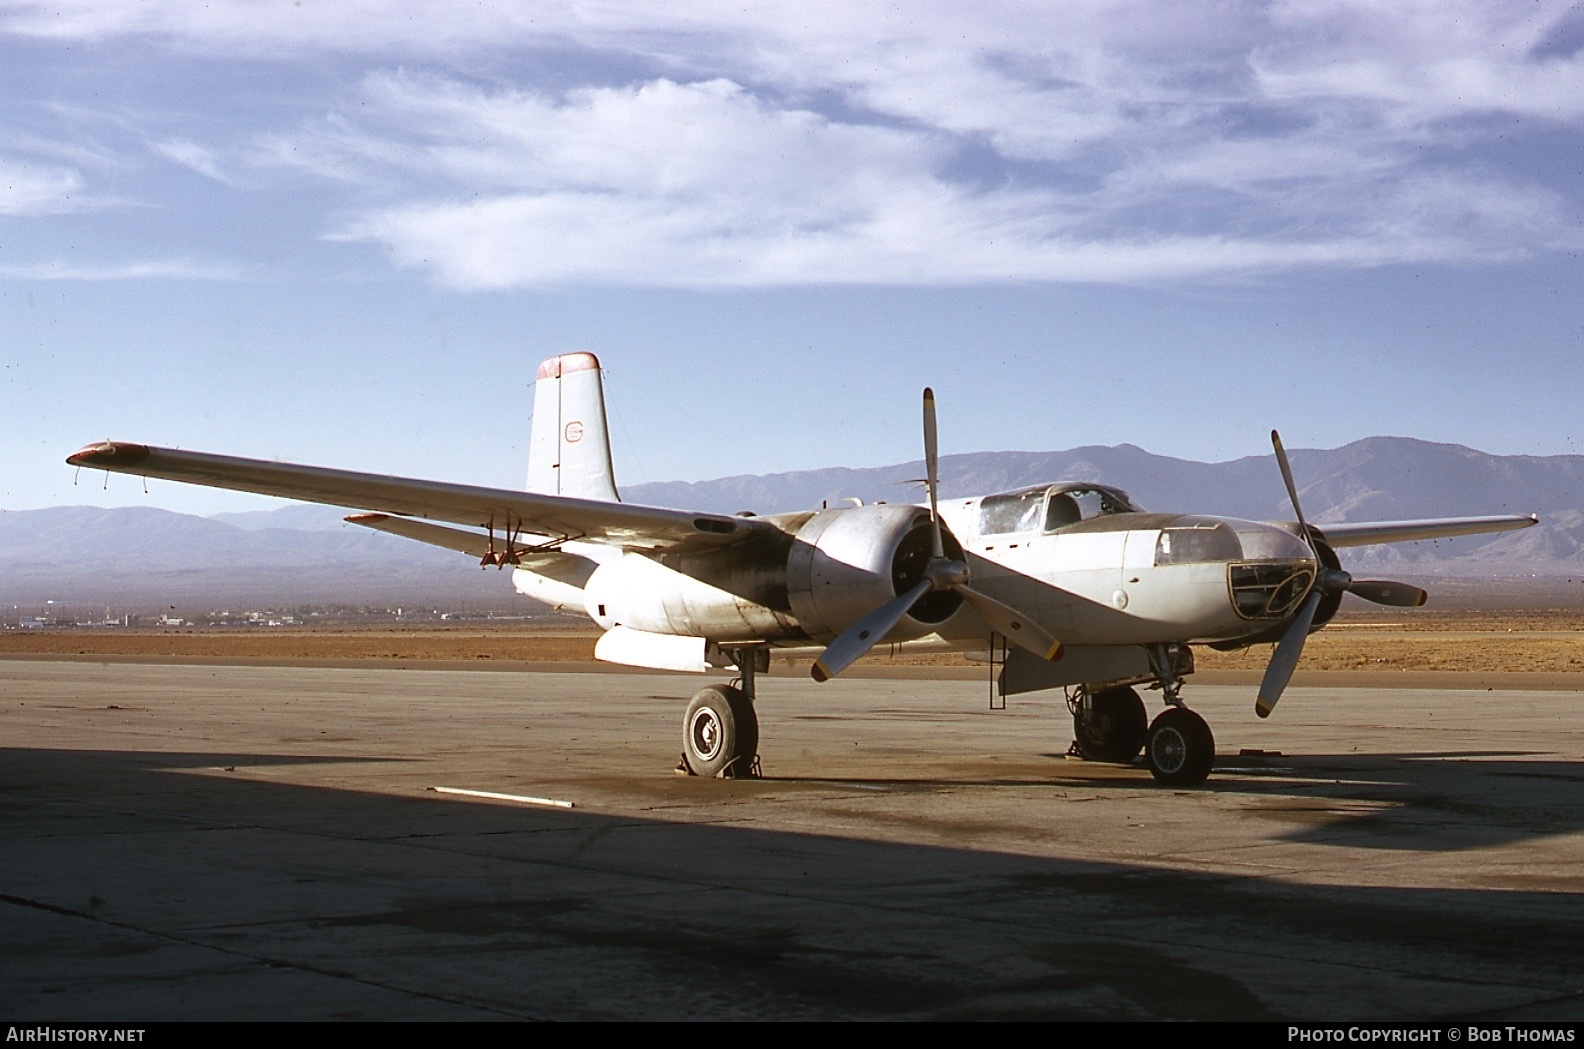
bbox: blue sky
[4,1,1583,516]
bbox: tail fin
[527,352,620,502]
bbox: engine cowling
[580,503,964,645]
[785,504,964,641]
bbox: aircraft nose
[1233,520,1315,563]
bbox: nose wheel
[1144,707,1215,786]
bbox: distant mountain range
[625,437,1584,577]
[5,437,1581,614]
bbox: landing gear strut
[1141,643,1214,787]
[679,647,764,779]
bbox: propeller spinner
[1255,431,1428,717]
[811,390,1063,682]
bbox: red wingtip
[66,441,149,468]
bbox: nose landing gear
[1144,706,1215,786]
[1067,643,1216,786]
[1140,643,1215,786]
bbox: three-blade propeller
[811,389,1062,682]
[1256,431,1428,717]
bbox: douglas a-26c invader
[70,353,1536,786]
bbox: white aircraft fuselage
[518,487,1316,659]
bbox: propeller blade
[957,585,1063,662]
[811,579,933,682]
[1271,430,1313,545]
[1348,580,1429,607]
[923,388,943,559]
[1256,588,1323,718]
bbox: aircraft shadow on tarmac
[4,744,1582,1021]
[758,746,1584,854]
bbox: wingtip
[66,441,149,468]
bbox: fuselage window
[1156,522,1242,565]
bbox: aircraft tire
[1145,707,1215,786]
[1072,686,1148,763]
[682,685,759,779]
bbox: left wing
[67,441,769,553]
[1311,515,1537,548]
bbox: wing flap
[347,512,578,569]
[1313,514,1538,548]
[68,441,764,552]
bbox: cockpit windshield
[978,483,1143,536]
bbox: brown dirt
[0,623,603,663]
[3,609,1581,675]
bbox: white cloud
[1256,1,1584,123]
[7,1,1583,286]
[0,257,244,280]
[308,67,1576,288]
[0,156,84,214]
[152,139,244,187]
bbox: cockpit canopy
[978,483,1144,536]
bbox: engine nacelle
[581,503,963,645]
[785,504,964,641]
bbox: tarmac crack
[0,889,543,1020]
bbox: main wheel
[1072,686,1148,763]
[1145,707,1215,786]
[682,685,759,778]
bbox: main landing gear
[1068,644,1216,787]
[679,647,765,779]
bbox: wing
[1311,514,1538,549]
[67,441,767,553]
[343,512,589,564]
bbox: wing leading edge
[1310,515,1538,548]
[66,441,768,553]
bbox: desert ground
[3,607,1581,677]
